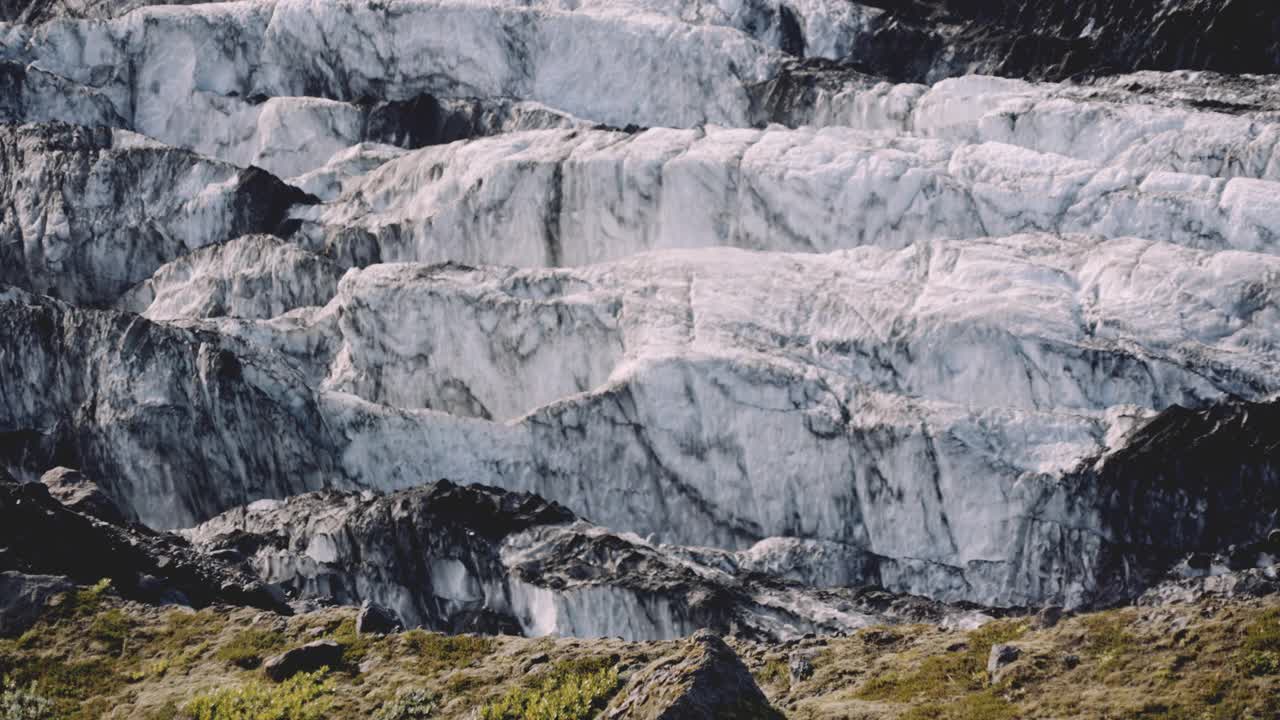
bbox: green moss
[479,662,621,720]
[216,629,288,669]
[0,655,122,701]
[400,630,494,676]
[144,610,223,660]
[184,668,335,720]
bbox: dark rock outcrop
[1076,399,1280,605]
[356,601,403,636]
[845,0,1280,82]
[263,640,343,682]
[0,467,287,613]
[603,630,784,719]
[987,643,1021,683]
[0,571,73,637]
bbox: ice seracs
[299,123,1280,272]
[0,123,311,305]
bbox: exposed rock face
[842,0,1280,81]
[0,467,286,612]
[1075,399,1280,605]
[603,630,784,719]
[0,571,73,637]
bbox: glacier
[1,0,1279,634]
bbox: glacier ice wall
[2,0,1280,618]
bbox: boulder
[356,601,403,636]
[987,643,1021,684]
[0,571,74,636]
[263,640,344,682]
[604,630,783,719]
[40,467,126,525]
[1034,606,1064,630]
[788,650,816,683]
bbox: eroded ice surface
[3,0,1280,622]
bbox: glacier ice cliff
[2,0,1279,631]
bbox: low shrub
[400,631,494,675]
[479,660,621,720]
[373,688,438,720]
[0,678,55,720]
[184,669,335,720]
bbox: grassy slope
[1,583,1276,719]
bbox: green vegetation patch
[856,619,1027,703]
[400,630,494,676]
[901,690,1018,720]
[184,668,335,720]
[216,628,289,669]
[479,656,622,720]
[0,678,56,720]
[88,609,136,656]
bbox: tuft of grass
[1244,607,1280,653]
[184,668,335,720]
[856,619,1027,703]
[216,629,288,669]
[46,578,116,622]
[1081,613,1137,657]
[88,608,135,656]
[901,690,1017,720]
[328,617,378,668]
[400,630,494,676]
[479,660,621,720]
[1237,650,1279,677]
[755,658,790,689]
